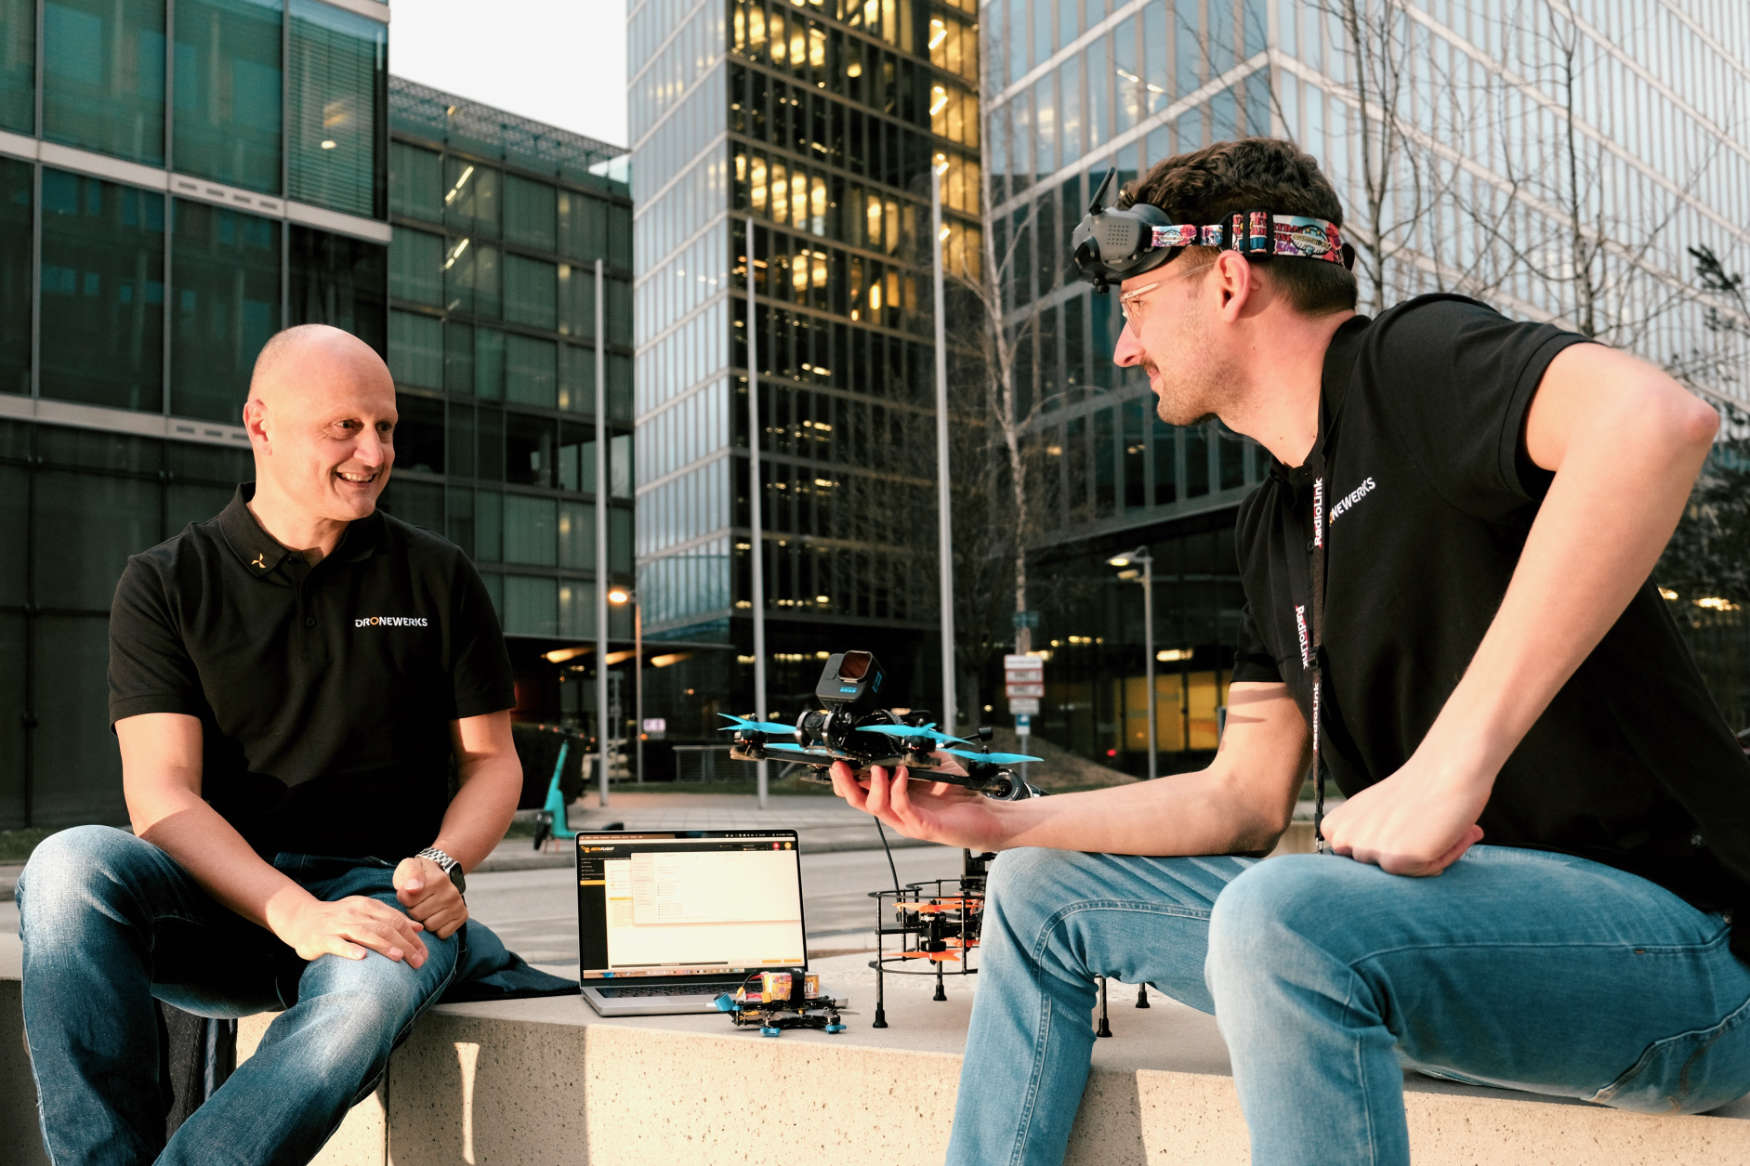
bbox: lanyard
[1292,463,1329,852]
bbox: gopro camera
[816,650,884,712]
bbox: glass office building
[0,2,636,829]
[628,0,982,738]
[384,78,636,733]
[985,0,1750,771]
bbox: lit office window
[558,579,595,639]
[287,224,387,357]
[173,0,282,194]
[43,0,165,163]
[39,170,164,412]
[0,0,32,133]
[287,0,384,218]
[0,158,28,397]
[170,199,280,422]
[558,500,594,569]
[444,158,499,237]
[444,238,500,316]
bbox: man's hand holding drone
[828,761,1013,854]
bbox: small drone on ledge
[720,650,1042,800]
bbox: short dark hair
[1122,138,1357,315]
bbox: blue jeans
[16,825,459,1166]
[949,844,1750,1165]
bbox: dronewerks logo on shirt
[1327,475,1378,526]
[354,615,430,628]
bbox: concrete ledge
[11,941,1750,1163]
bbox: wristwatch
[415,846,467,895]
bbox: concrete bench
[8,936,1750,1165]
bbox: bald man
[16,325,559,1165]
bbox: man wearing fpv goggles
[832,138,1750,1164]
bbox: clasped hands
[276,855,468,967]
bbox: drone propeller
[718,713,798,736]
[857,722,969,746]
[940,748,1043,766]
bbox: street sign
[1005,682,1044,698]
[642,717,667,735]
[1010,698,1040,715]
[1015,713,1032,736]
[1003,654,1037,669]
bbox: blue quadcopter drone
[720,650,1042,800]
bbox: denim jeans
[16,825,459,1166]
[948,844,1750,1165]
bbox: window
[444,158,499,237]
[504,173,557,251]
[0,0,33,133]
[504,254,557,329]
[43,0,165,164]
[389,142,442,222]
[504,494,557,565]
[444,239,500,316]
[173,0,282,194]
[287,0,385,218]
[288,225,387,357]
[558,191,607,261]
[388,309,442,390]
[171,200,281,422]
[503,574,557,637]
[0,158,30,397]
[558,500,594,569]
[506,334,557,409]
[557,263,596,340]
[389,227,443,306]
[39,170,165,412]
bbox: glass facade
[286,0,386,218]
[171,0,283,193]
[384,77,636,728]
[0,0,410,830]
[631,0,982,732]
[987,0,1750,773]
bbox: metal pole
[932,166,955,733]
[595,259,610,807]
[746,217,769,809]
[634,597,643,784]
[1143,554,1157,783]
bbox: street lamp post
[1109,547,1157,782]
[608,587,642,783]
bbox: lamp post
[608,587,642,784]
[1108,547,1156,782]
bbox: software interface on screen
[577,833,805,979]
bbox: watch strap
[415,846,466,894]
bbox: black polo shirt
[1234,294,1750,943]
[108,485,516,860]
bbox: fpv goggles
[1070,169,1354,291]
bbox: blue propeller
[941,748,1042,766]
[857,722,969,746]
[718,713,798,736]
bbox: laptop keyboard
[594,983,732,999]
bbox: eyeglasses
[1117,258,1214,328]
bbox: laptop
[576,829,809,1016]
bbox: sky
[390,0,631,148]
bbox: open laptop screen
[576,831,806,982]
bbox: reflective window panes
[445,239,500,316]
[288,225,387,357]
[558,499,594,569]
[390,142,442,222]
[388,309,442,389]
[0,0,32,132]
[43,0,165,163]
[173,0,283,194]
[388,393,443,474]
[505,411,555,486]
[34,614,124,824]
[558,191,607,261]
[0,159,29,397]
[504,254,557,330]
[557,263,595,340]
[506,334,557,408]
[39,170,165,412]
[287,0,386,218]
[444,159,499,237]
[504,574,557,637]
[389,227,444,306]
[504,174,556,252]
[171,200,281,423]
[504,494,556,565]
